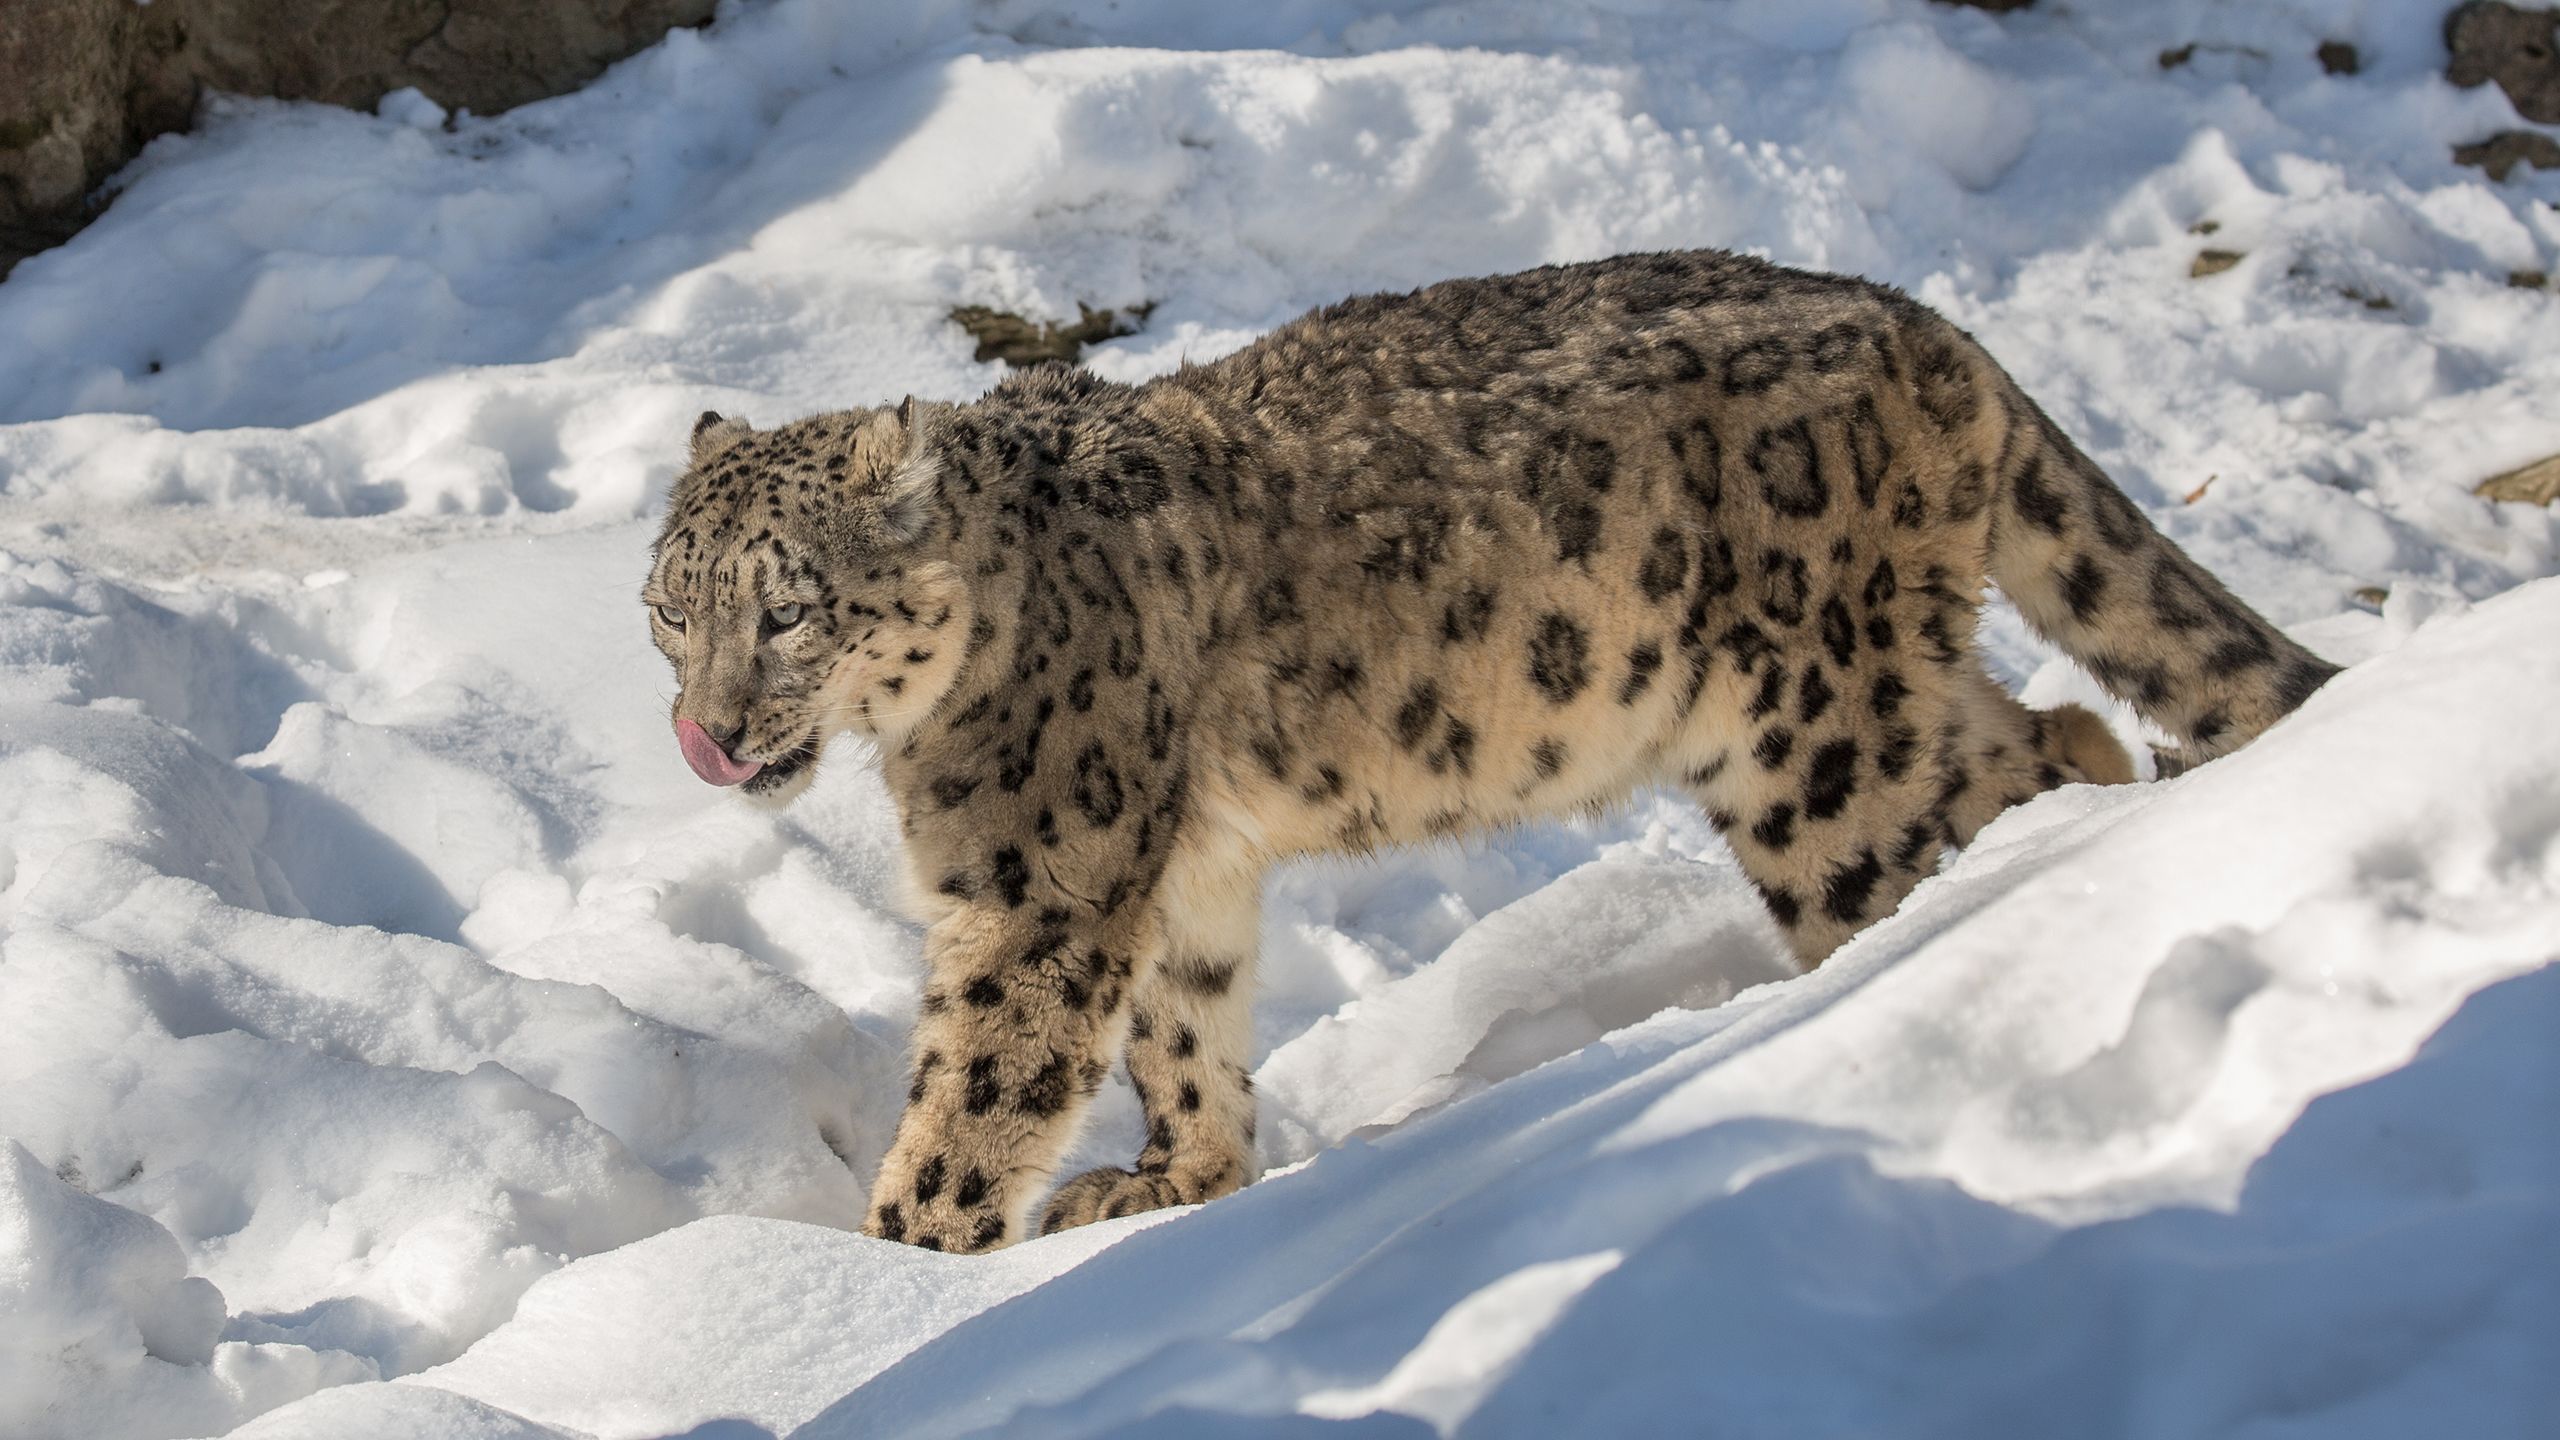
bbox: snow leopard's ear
[689,410,749,466]
[876,397,947,549]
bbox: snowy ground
[4,0,2558,1435]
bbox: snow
[1,0,2555,1436]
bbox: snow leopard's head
[643,402,969,802]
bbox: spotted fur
[642,250,2336,1251]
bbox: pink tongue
[676,717,763,786]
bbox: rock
[951,303,1155,368]
[2445,2,2560,124]
[2318,40,2362,75]
[2476,453,2560,506]
[130,0,720,125]
[2513,269,2552,288]
[0,0,140,267]
[2453,129,2560,180]
[1,0,717,279]
[2191,249,2245,278]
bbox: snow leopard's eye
[654,603,686,630]
[765,602,804,631]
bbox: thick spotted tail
[1981,391,2339,769]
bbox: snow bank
[5,1140,220,1435]
[1,1141,367,1440]
[1,0,2556,1435]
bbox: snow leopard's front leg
[866,898,1154,1251]
[1042,863,1263,1233]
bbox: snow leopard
[641,250,2338,1252]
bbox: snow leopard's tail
[1915,322,2339,768]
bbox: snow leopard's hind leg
[1684,460,2136,966]
[1936,666,2135,841]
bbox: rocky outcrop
[2446,2,2560,123]
[2477,454,2560,506]
[2452,128,2560,179]
[0,0,135,266]
[951,304,1155,368]
[1,0,716,278]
